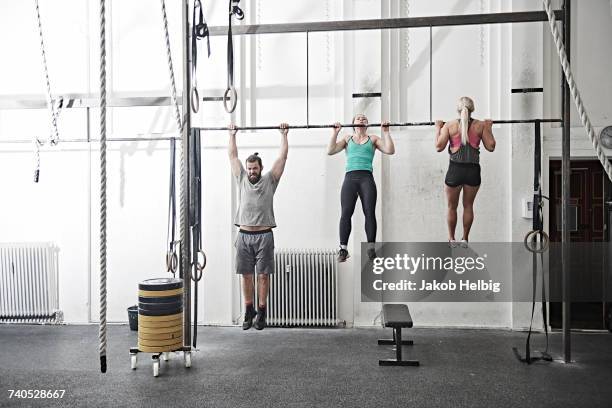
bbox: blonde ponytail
[456,96,475,146]
[460,106,469,145]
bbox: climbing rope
[99,0,108,374]
[34,0,62,182]
[542,0,612,182]
[160,0,183,134]
[160,0,186,289]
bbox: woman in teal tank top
[327,114,396,262]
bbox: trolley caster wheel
[162,352,169,362]
[130,353,137,370]
[184,351,192,368]
[153,360,160,377]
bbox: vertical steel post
[429,25,433,123]
[181,0,192,347]
[561,0,571,363]
[534,120,542,231]
[306,31,309,126]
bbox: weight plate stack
[137,278,184,352]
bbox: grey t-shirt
[233,164,279,228]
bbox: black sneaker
[254,309,266,330]
[338,248,349,262]
[367,248,377,260]
[242,308,256,330]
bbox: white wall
[1,0,610,328]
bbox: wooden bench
[378,304,419,366]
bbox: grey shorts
[234,229,275,275]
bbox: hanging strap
[514,231,553,364]
[190,129,206,348]
[514,119,552,364]
[166,138,178,276]
[191,0,210,113]
[224,0,244,113]
[514,231,552,364]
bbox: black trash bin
[127,305,138,331]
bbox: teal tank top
[345,136,375,172]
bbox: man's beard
[248,174,261,184]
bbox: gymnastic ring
[523,230,550,254]
[223,86,238,114]
[196,249,206,271]
[192,250,206,281]
[166,251,179,274]
[191,87,200,114]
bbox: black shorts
[445,161,481,187]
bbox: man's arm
[270,123,289,181]
[228,124,242,177]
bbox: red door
[548,160,610,330]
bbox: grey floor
[0,325,611,408]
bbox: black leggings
[340,170,377,245]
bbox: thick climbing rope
[99,0,108,374]
[160,0,183,134]
[34,0,60,146]
[160,0,186,291]
[542,0,612,182]
[34,0,62,182]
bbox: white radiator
[268,249,340,327]
[0,243,62,323]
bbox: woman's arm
[434,120,449,152]
[481,119,496,152]
[374,121,395,155]
[327,122,347,155]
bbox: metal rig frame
[0,4,573,362]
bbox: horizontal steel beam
[197,119,563,131]
[208,10,564,36]
[511,87,544,93]
[0,95,183,110]
[0,136,178,144]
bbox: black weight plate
[138,306,183,316]
[138,294,183,304]
[138,301,183,311]
[138,278,183,291]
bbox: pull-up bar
[207,11,564,36]
[196,119,562,131]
